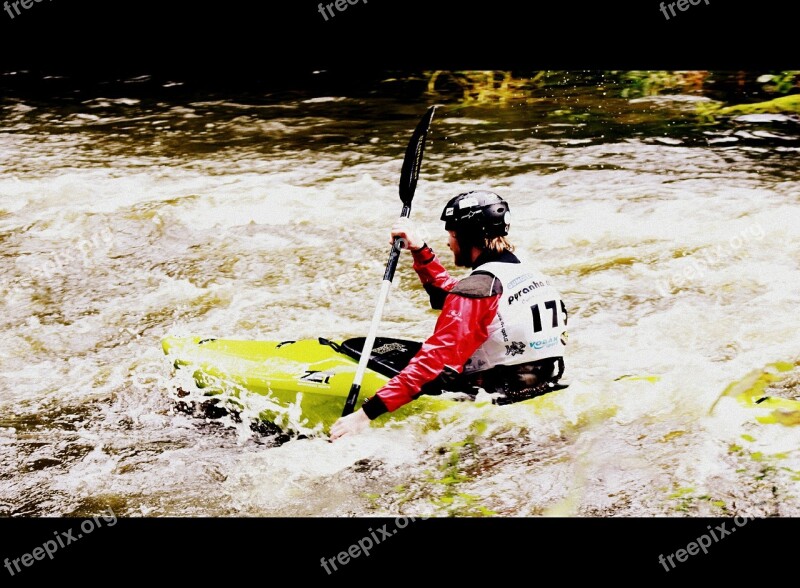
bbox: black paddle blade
[399,105,436,205]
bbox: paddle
[341,105,437,417]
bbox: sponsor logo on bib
[508,279,549,305]
[506,273,536,289]
[530,336,560,350]
[505,341,526,356]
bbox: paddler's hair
[484,235,515,254]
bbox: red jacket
[361,245,505,419]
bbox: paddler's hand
[330,409,371,441]
[390,217,425,252]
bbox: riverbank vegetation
[417,70,800,120]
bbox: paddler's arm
[412,246,460,310]
[330,287,499,441]
[392,216,459,309]
[361,286,498,417]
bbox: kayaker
[330,190,568,440]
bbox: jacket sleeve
[361,290,499,418]
[410,245,460,310]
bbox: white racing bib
[463,260,567,374]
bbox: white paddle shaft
[351,278,393,389]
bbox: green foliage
[421,70,799,110]
[617,70,708,98]
[425,429,497,517]
[716,94,800,116]
[424,70,549,105]
[666,485,731,515]
[757,71,800,94]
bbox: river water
[1,70,799,519]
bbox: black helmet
[440,190,511,238]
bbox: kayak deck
[160,335,581,435]
[161,335,458,433]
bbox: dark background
[0,0,797,580]
[0,0,796,86]
[0,516,784,580]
